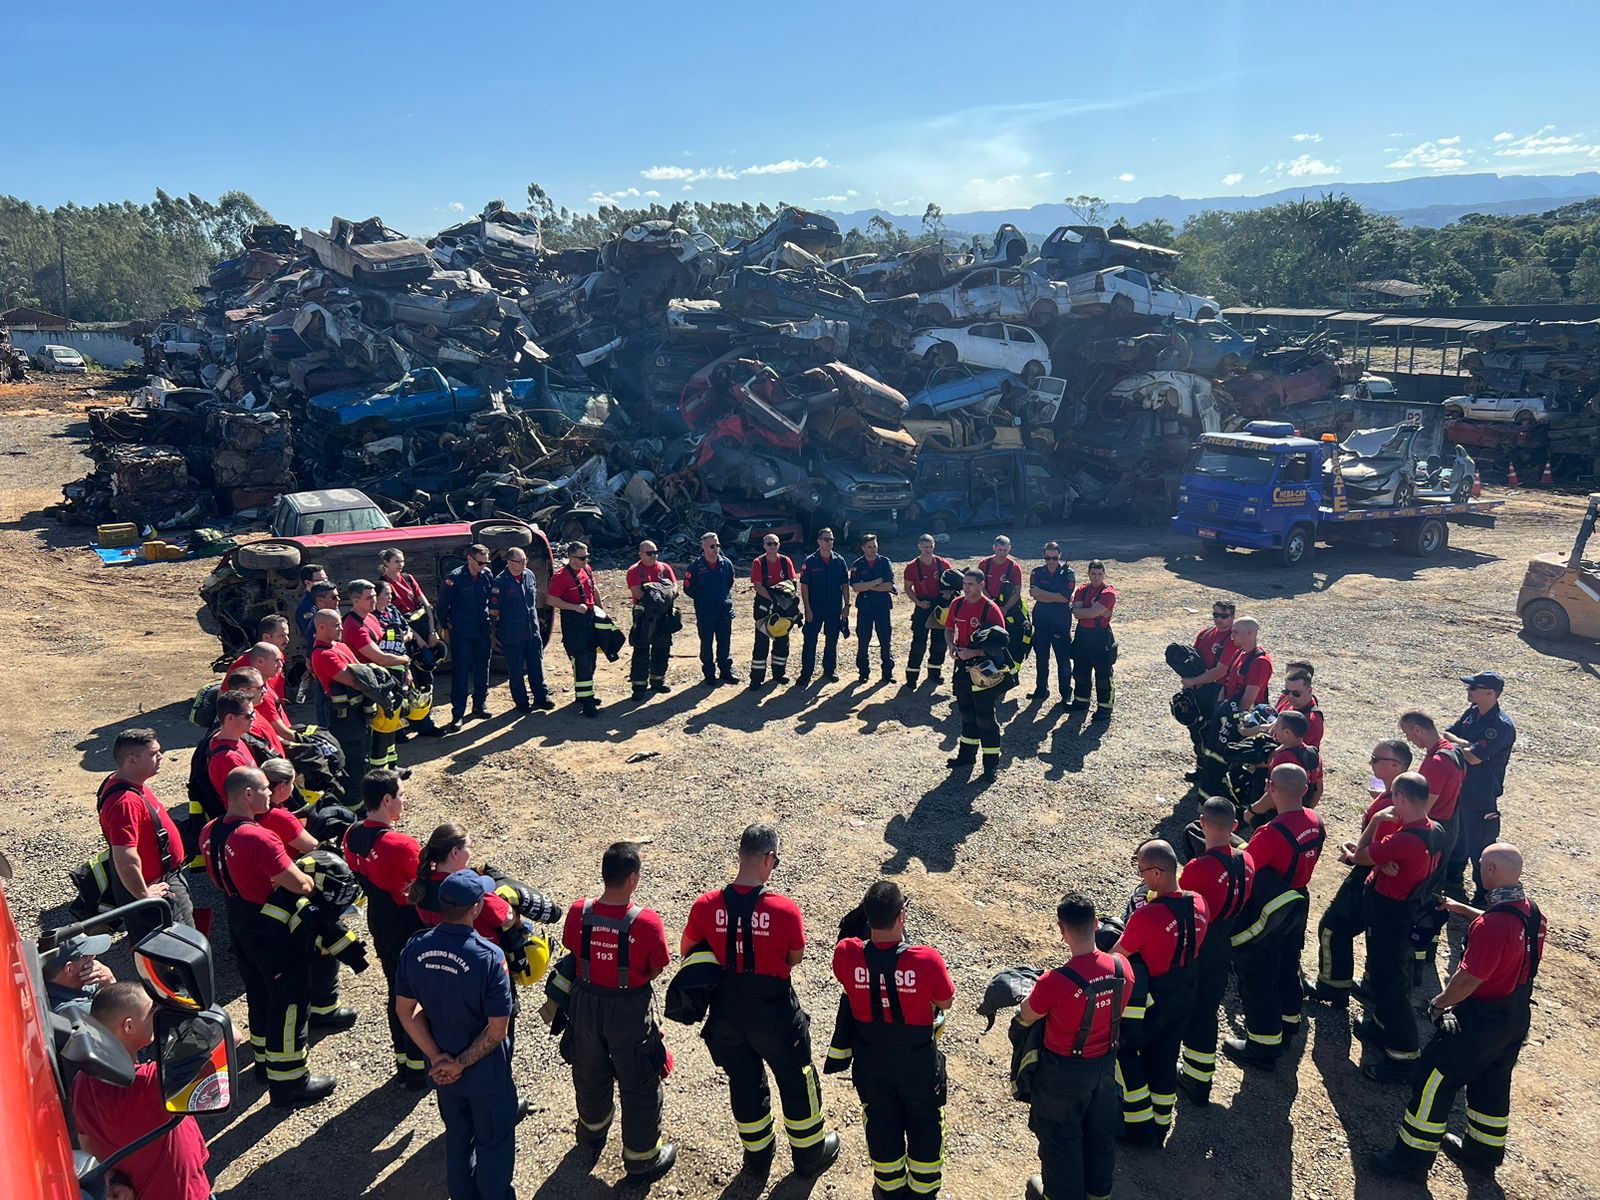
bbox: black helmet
[1170,690,1203,728]
[939,568,964,593]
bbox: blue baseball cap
[438,869,497,907]
[1461,670,1506,692]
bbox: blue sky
[8,1,1599,235]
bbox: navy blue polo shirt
[800,551,849,615]
[396,922,514,1096]
[490,566,540,644]
[1030,563,1077,632]
[1445,703,1516,802]
[850,554,895,616]
[684,553,735,615]
[438,564,494,639]
[294,591,320,647]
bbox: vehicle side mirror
[55,1013,136,1088]
[156,1006,238,1114]
[133,923,215,1011]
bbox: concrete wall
[9,328,143,369]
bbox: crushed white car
[1442,394,1552,424]
[914,268,1070,328]
[910,322,1052,381]
[1064,266,1219,320]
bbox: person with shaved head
[310,607,372,800]
[1372,842,1545,1182]
[1221,615,1272,710]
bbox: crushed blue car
[307,366,538,429]
[903,367,1024,417]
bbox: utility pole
[54,214,68,323]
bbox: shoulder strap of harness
[1209,848,1248,920]
[578,899,644,988]
[1154,894,1200,969]
[103,778,177,876]
[863,941,907,1025]
[1054,956,1126,1057]
[1269,815,1324,877]
[1487,900,1544,984]
[721,885,768,975]
[208,819,243,901]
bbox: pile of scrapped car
[56,204,1400,541]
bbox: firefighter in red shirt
[749,534,799,687]
[1111,839,1209,1143]
[342,768,428,1087]
[343,579,411,772]
[223,667,285,759]
[1343,772,1446,1082]
[944,569,1009,776]
[830,881,955,1199]
[310,609,374,800]
[1179,797,1255,1105]
[1247,708,1322,811]
[625,539,679,698]
[1309,738,1414,1007]
[1068,560,1116,718]
[98,728,193,942]
[1274,664,1324,748]
[1016,891,1134,1200]
[562,841,677,1185]
[206,691,260,811]
[548,541,605,717]
[1181,599,1239,782]
[1401,709,1468,983]
[903,533,953,688]
[681,824,840,1180]
[231,645,293,744]
[1223,762,1325,1070]
[977,535,1030,673]
[1220,616,1272,708]
[201,765,334,1106]
[1372,843,1545,1182]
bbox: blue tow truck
[1172,421,1504,567]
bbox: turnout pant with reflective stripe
[1278,901,1310,1034]
[1230,891,1304,1050]
[1390,997,1530,1169]
[448,633,491,720]
[1030,1051,1120,1200]
[326,708,372,805]
[906,605,947,677]
[855,1041,946,1196]
[308,954,342,1018]
[1072,628,1115,711]
[630,625,672,689]
[1315,869,1368,990]
[368,726,397,774]
[1119,973,1195,1130]
[437,1078,518,1200]
[566,982,665,1164]
[750,602,791,682]
[227,898,313,1089]
[1180,923,1237,1097]
[704,988,828,1168]
[1365,891,1422,1059]
[953,671,1002,763]
[568,647,598,704]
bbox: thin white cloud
[1279,154,1340,177]
[643,190,661,198]
[448,201,465,213]
[1495,126,1600,158]
[1033,171,1055,179]
[588,186,644,206]
[642,165,696,181]
[1117,172,1136,183]
[1222,173,1243,186]
[1388,140,1467,170]
[643,158,827,183]
[1437,135,1462,146]
[812,194,853,204]
[997,173,1021,185]
[741,156,830,175]
[1291,132,1323,142]
[1492,131,1514,142]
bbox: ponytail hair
[409,822,469,906]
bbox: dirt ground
[1,373,1596,1200]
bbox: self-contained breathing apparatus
[763,578,802,640]
[478,864,561,986]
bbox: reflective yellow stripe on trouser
[1466,1105,1509,1148]
[862,1105,907,1192]
[1180,1046,1215,1083]
[736,1112,775,1153]
[574,665,594,699]
[785,1065,827,1149]
[1115,1059,1153,1124]
[907,1107,945,1195]
[1398,1068,1449,1152]
[262,1001,307,1083]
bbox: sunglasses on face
[1370,756,1402,766]
[570,554,587,562]
[1045,556,1060,562]
[1213,612,1233,619]
[1285,688,1307,698]
[642,550,658,557]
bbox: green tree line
[0,190,270,323]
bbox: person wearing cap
[491,545,555,713]
[44,932,115,1022]
[1027,541,1076,702]
[684,531,739,686]
[902,533,953,689]
[749,534,799,688]
[396,869,519,1200]
[98,728,192,943]
[625,539,680,699]
[562,841,677,1185]
[1446,672,1517,905]
[797,527,851,687]
[849,533,897,684]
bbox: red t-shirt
[1180,847,1255,925]
[548,563,598,608]
[230,653,287,703]
[751,554,798,586]
[944,595,1005,648]
[1268,743,1323,805]
[684,886,805,978]
[1368,819,1438,901]
[1193,625,1233,667]
[97,776,183,882]
[249,711,285,758]
[255,684,288,729]
[1275,695,1325,748]
[1361,790,1402,840]
[342,611,385,658]
[1418,741,1466,822]
[386,572,427,614]
[561,899,671,987]
[417,870,513,943]
[978,556,1022,603]
[1025,950,1135,1059]
[258,805,307,850]
[342,821,422,908]
[904,556,952,601]
[1224,647,1273,701]
[72,1063,210,1200]
[832,939,954,1026]
[1246,808,1325,889]
[206,736,257,807]
[201,815,293,905]
[1119,892,1210,976]
[1070,583,1117,628]
[1460,901,1546,1000]
[311,639,362,692]
[626,560,679,590]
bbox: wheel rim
[1287,531,1306,560]
[1421,523,1443,553]
[1528,603,1564,635]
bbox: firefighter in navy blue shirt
[797,528,851,687]
[1444,671,1516,904]
[1027,541,1075,702]
[684,531,739,686]
[490,546,554,713]
[396,869,519,1200]
[437,543,496,729]
[850,533,897,683]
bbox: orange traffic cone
[1507,461,1520,486]
[1540,461,1554,485]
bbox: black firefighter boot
[903,669,919,689]
[624,1142,678,1185]
[927,669,943,686]
[947,744,978,772]
[1442,1132,1502,1176]
[270,1074,338,1108]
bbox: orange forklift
[1518,493,1600,640]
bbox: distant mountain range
[822,172,1600,239]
